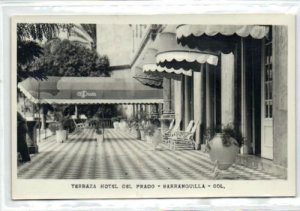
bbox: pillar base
[28,145,39,154]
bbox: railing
[98,118,113,128]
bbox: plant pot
[96,134,104,143]
[131,128,141,140]
[140,129,145,141]
[208,133,240,170]
[113,122,120,129]
[146,130,162,149]
[56,129,67,143]
[145,135,151,144]
[119,121,129,131]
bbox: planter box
[56,130,67,143]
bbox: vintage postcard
[12,14,296,199]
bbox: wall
[96,25,133,66]
[131,24,151,56]
[273,26,288,167]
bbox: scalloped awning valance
[176,25,269,53]
[143,64,184,80]
[176,25,269,39]
[155,32,219,73]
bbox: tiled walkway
[18,129,282,180]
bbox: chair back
[168,119,175,130]
[72,118,78,126]
[171,120,181,133]
[185,120,194,132]
[190,121,199,134]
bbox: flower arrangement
[205,124,244,150]
[144,123,156,136]
[144,119,160,136]
[95,128,103,135]
[48,122,61,134]
[128,118,139,130]
[221,124,244,148]
[48,112,74,134]
[111,116,121,123]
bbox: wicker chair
[162,119,180,144]
[72,116,87,132]
[168,121,199,150]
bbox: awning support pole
[194,64,204,150]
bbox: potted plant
[111,116,120,129]
[119,118,130,131]
[205,124,244,176]
[95,128,104,143]
[144,120,161,149]
[52,106,71,143]
[139,120,147,141]
[128,118,141,140]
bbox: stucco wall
[96,25,133,66]
[273,26,288,167]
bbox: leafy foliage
[17,40,46,81]
[204,123,244,148]
[221,124,244,148]
[30,39,110,77]
[17,23,74,42]
[50,105,75,132]
[71,24,97,50]
[17,23,74,81]
[144,123,156,136]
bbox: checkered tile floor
[18,129,281,180]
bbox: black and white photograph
[11,15,296,199]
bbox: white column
[137,104,141,119]
[174,77,183,129]
[205,64,213,130]
[132,104,136,119]
[145,105,149,117]
[240,39,250,154]
[194,65,204,149]
[184,76,192,128]
[221,53,235,126]
[40,106,46,130]
[75,105,78,118]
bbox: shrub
[204,123,244,148]
[95,128,103,135]
[144,123,157,136]
[111,116,120,122]
[221,124,244,148]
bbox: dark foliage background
[30,39,110,77]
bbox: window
[263,29,273,118]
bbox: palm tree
[68,24,97,50]
[17,23,74,81]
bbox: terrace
[18,128,282,180]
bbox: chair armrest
[169,131,191,140]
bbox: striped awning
[138,47,184,79]
[155,32,219,75]
[176,25,269,53]
[143,64,183,80]
[133,67,163,88]
[177,25,269,39]
[18,76,164,105]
